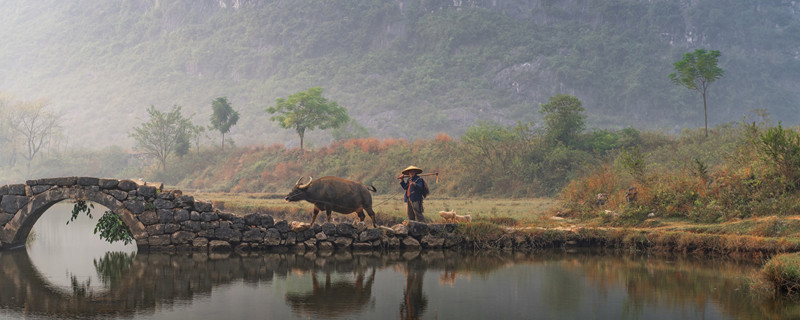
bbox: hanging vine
[70,200,134,245]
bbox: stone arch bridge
[0,177,469,252]
[0,176,276,251]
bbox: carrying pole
[400,172,439,183]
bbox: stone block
[359,228,384,242]
[157,191,175,200]
[209,240,232,252]
[145,224,164,235]
[171,231,196,244]
[78,177,99,186]
[391,224,408,236]
[180,220,202,232]
[1,195,28,213]
[407,221,429,238]
[336,223,358,238]
[333,236,353,249]
[157,209,174,223]
[7,184,25,196]
[321,222,336,236]
[154,199,174,210]
[0,212,13,226]
[108,189,129,201]
[201,212,218,222]
[235,243,250,252]
[163,223,180,233]
[264,228,281,246]
[36,177,76,187]
[192,237,208,249]
[174,209,190,222]
[402,236,421,249]
[387,236,401,248]
[303,240,317,251]
[99,179,119,189]
[31,185,52,195]
[285,232,297,245]
[244,213,274,228]
[242,229,265,242]
[318,241,334,251]
[421,234,444,248]
[215,227,241,242]
[137,185,157,198]
[139,211,158,225]
[149,234,171,246]
[428,224,444,235]
[274,220,290,233]
[194,200,213,212]
[175,195,195,209]
[118,180,138,191]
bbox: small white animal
[454,214,472,223]
[439,210,456,223]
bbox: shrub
[763,253,800,296]
[756,124,800,190]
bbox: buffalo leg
[356,209,366,222]
[365,207,379,227]
[310,207,320,225]
[325,208,333,223]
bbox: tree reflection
[94,251,136,287]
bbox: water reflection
[2,248,799,319]
[286,265,376,318]
[5,205,800,319]
[399,257,427,319]
[26,202,137,296]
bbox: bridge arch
[1,186,145,249]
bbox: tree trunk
[298,128,306,150]
[702,92,708,137]
[221,132,225,151]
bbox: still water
[1,202,797,319]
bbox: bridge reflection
[0,248,518,318]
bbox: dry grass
[189,192,562,226]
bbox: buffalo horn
[298,176,313,189]
[294,176,305,186]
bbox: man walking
[398,166,428,222]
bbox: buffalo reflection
[285,267,376,318]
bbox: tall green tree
[130,105,194,170]
[209,97,239,151]
[266,87,349,150]
[669,49,724,137]
[540,94,586,147]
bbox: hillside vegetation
[1,0,799,148]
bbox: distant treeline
[1,0,799,146]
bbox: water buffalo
[285,176,378,227]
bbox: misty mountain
[1,0,798,149]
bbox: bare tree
[9,99,61,171]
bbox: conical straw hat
[401,166,423,175]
